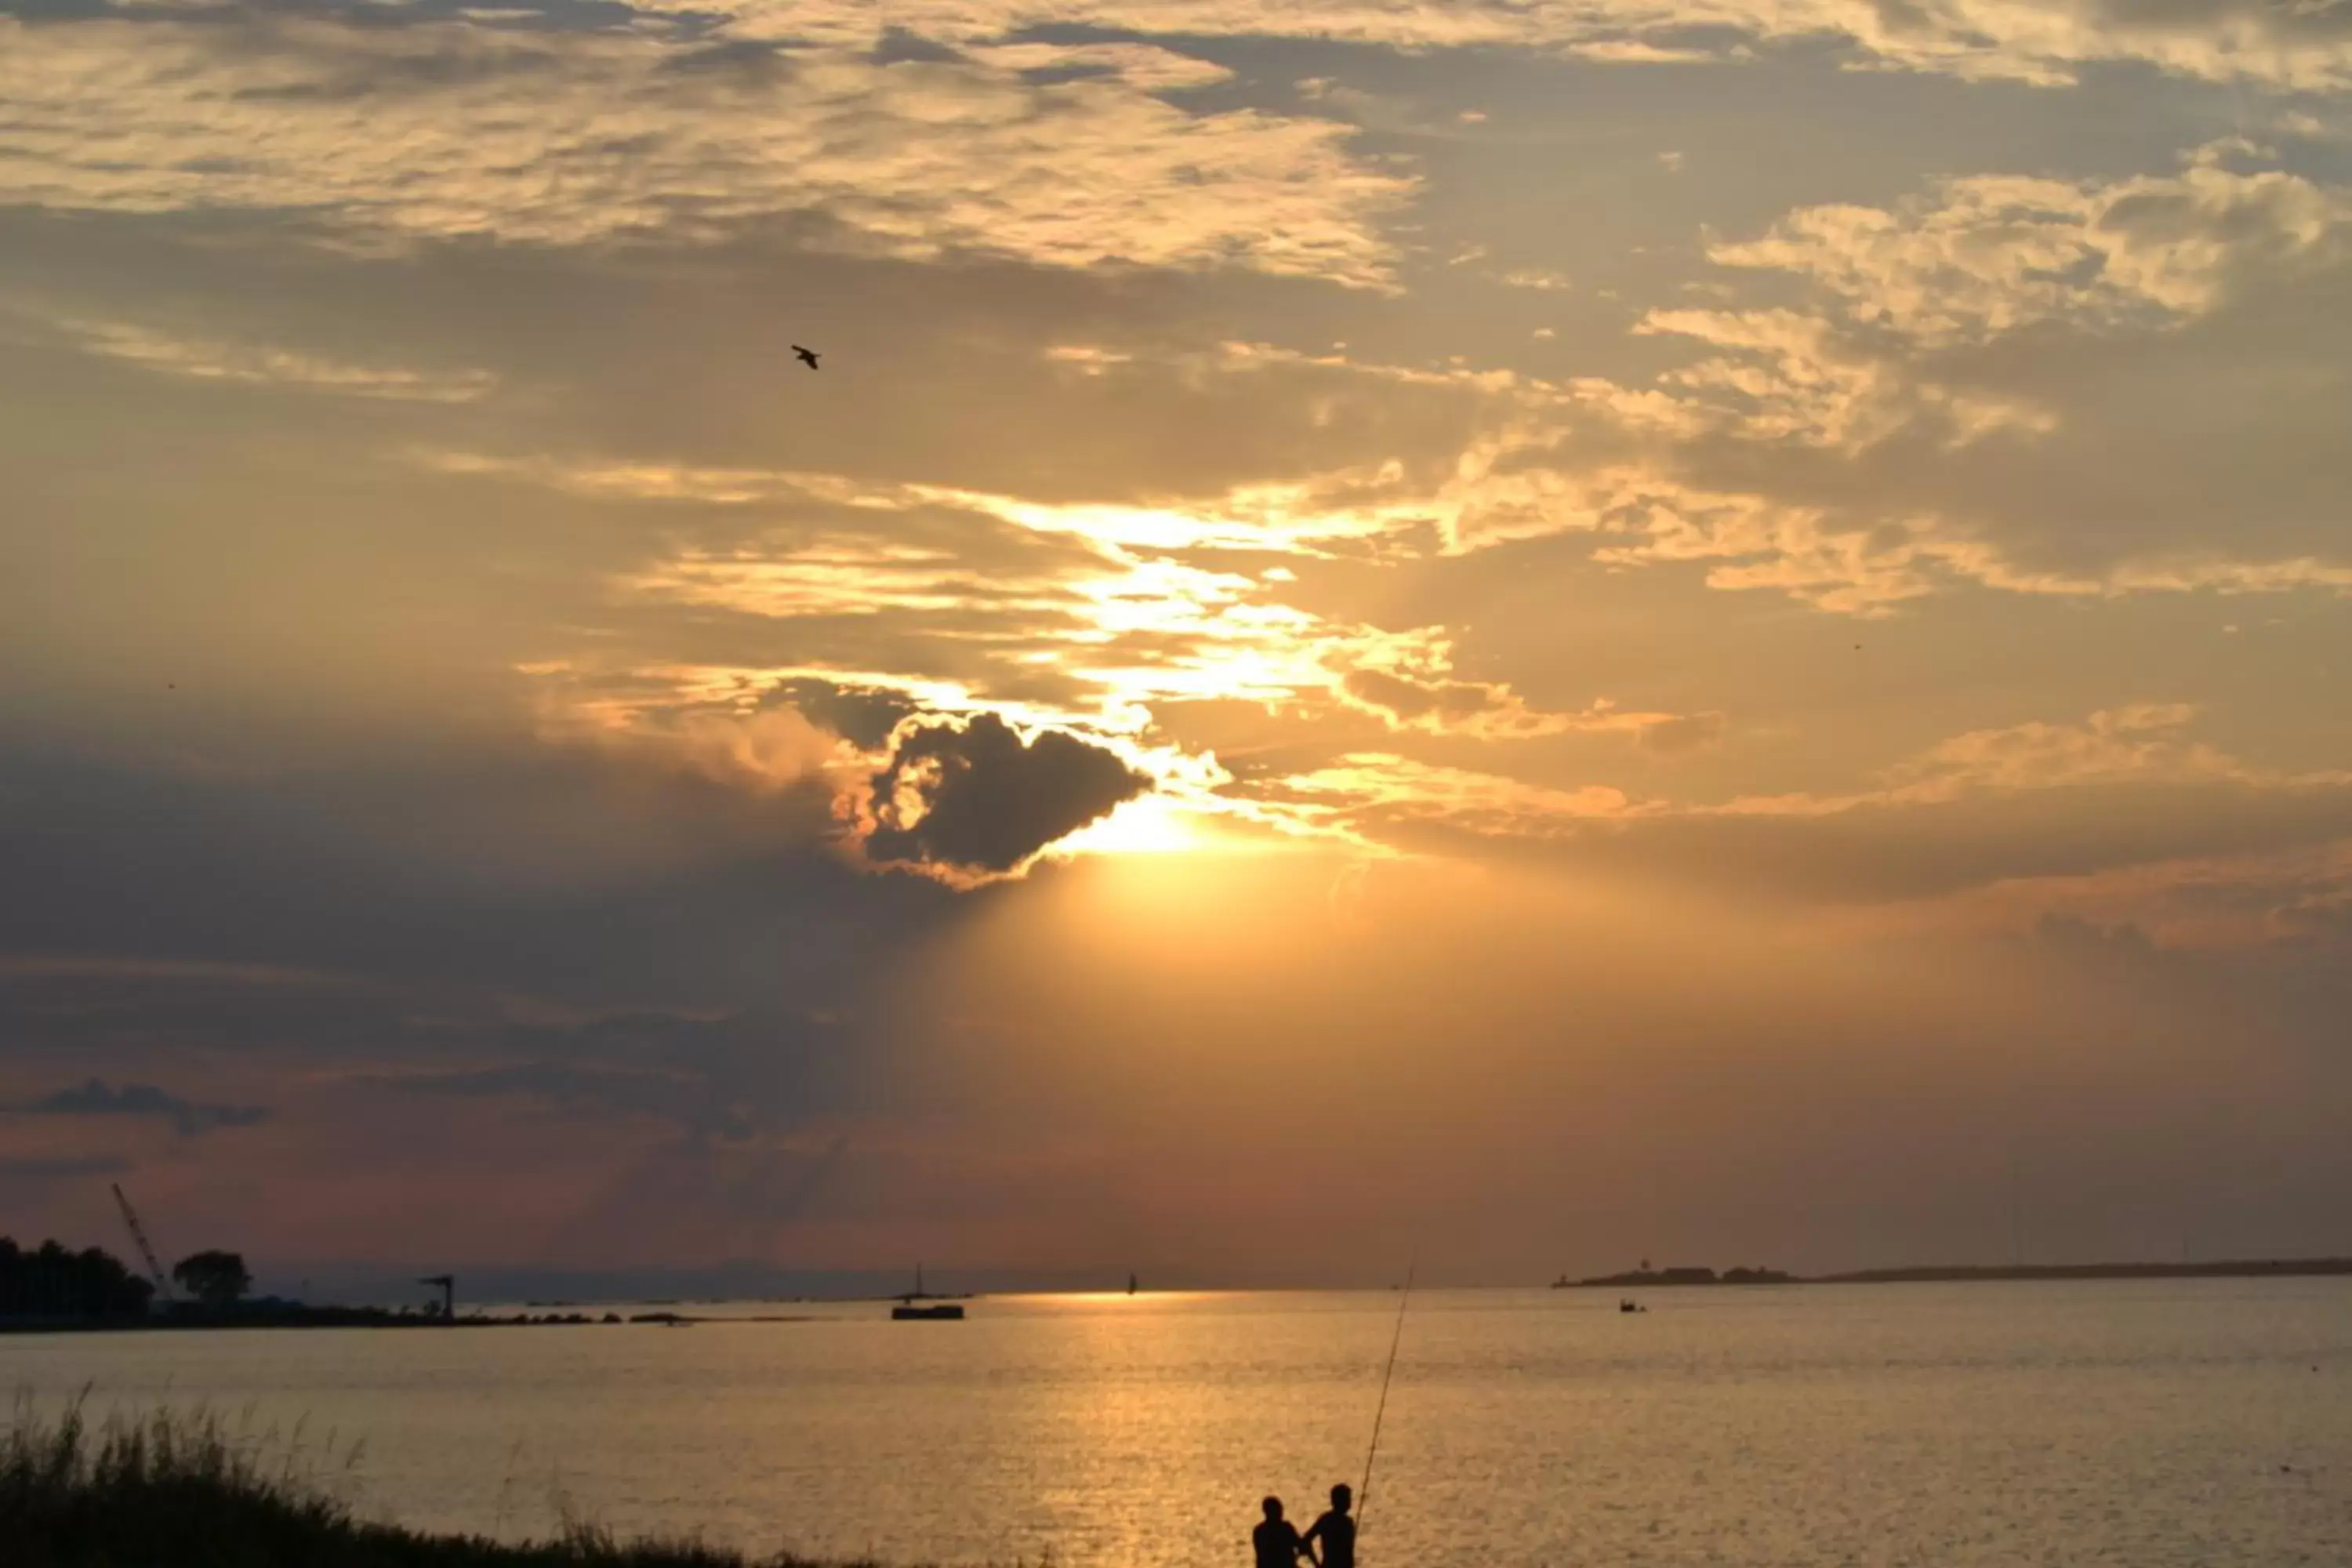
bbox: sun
[1053,793,1207,857]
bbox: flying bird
[792,344,821,370]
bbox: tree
[171,1250,252,1308]
[0,1237,154,1320]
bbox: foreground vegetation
[2,1403,885,1568]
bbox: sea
[8,1281,2350,1566]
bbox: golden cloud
[1711,154,2352,345]
[0,16,1410,285]
[610,0,2352,91]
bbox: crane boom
[111,1182,173,1303]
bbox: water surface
[9,1282,2349,1566]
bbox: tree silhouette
[171,1250,252,1308]
[0,1238,154,1319]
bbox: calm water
[8,1283,2350,1566]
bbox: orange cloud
[0,17,1409,285]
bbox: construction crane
[111,1183,173,1305]
[418,1274,454,1321]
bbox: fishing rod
[1356,1255,1417,1535]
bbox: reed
[2,1399,895,1568]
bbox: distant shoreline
[12,1262,2352,1335]
[0,1306,699,1335]
[0,1297,969,1336]
[1565,1258,2352,1288]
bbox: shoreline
[0,1306,777,1335]
[11,1261,2352,1334]
[1564,1257,2352,1289]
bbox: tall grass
[0,1399,878,1568]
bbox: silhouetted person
[1304,1483,1356,1568]
[1254,1497,1306,1568]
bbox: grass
[2,1400,893,1568]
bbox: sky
[5,0,2352,1298]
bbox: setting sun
[1050,793,1211,858]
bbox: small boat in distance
[1619,1298,1646,1314]
[890,1264,965,1321]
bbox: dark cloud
[16,1078,268,1136]
[866,27,967,66]
[0,0,118,16]
[762,678,920,750]
[0,733,953,1016]
[0,1153,131,1180]
[2089,0,2352,45]
[862,713,1152,880]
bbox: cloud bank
[0,15,1407,284]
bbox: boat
[1619,1298,1646,1314]
[889,1263,964,1321]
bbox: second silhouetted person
[1304,1483,1356,1568]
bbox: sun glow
[1051,793,1208,857]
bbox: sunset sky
[5,0,2352,1295]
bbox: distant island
[1559,1258,2352,1288]
[1565,1265,1795,1287]
[1813,1258,2352,1284]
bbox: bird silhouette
[792,344,821,370]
